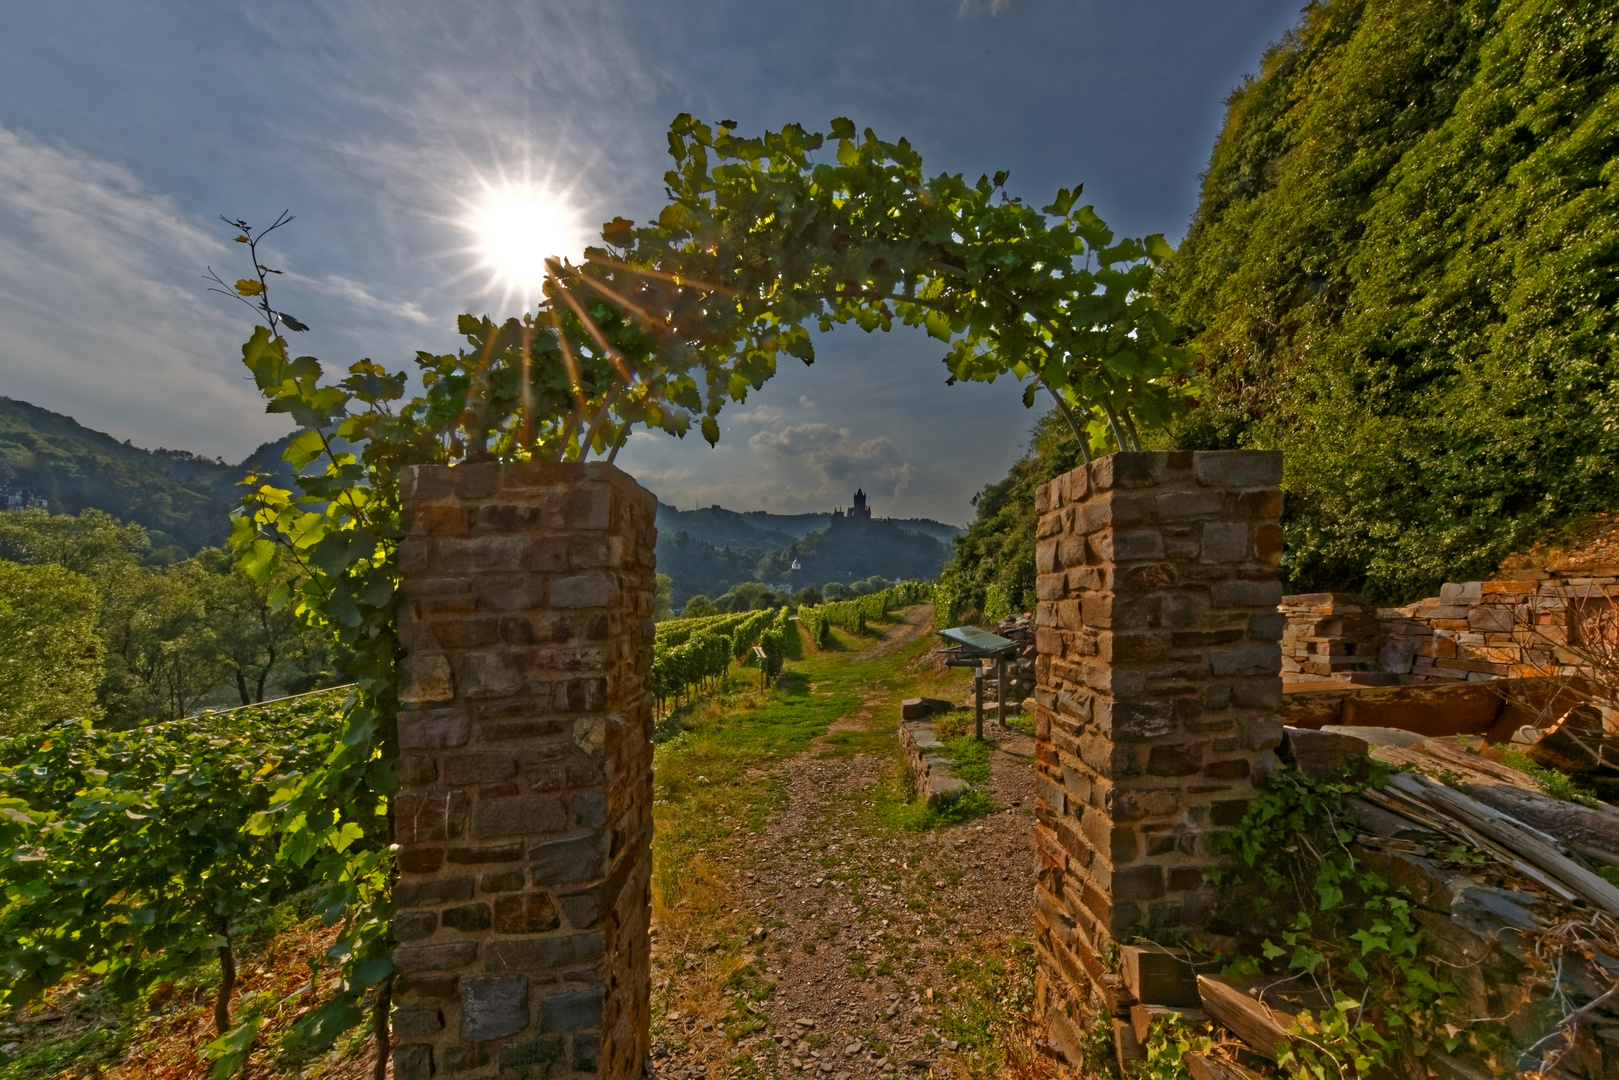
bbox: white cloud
[0,124,292,458]
[748,422,916,504]
[731,404,785,425]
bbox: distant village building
[0,486,47,512]
[828,488,873,530]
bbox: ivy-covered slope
[1160,0,1619,600]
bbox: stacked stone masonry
[1281,570,1619,687]
[392,462,655,1080]
[1279,593,1388,681]
[1030,451,1285,1070]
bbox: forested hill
[654,501,961,548]
[0,398,962,599]
[652,501,961,607]
[1157,0,1619,601]
[0,398,293,557]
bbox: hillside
[656,502,960,547]
[935,410,1084,624]
[654,502,798,551]
[654,530,778,607]
[0,399,962,598]
[1157,0,1619,601]
[755,518,949,589]
[0,398,292,557]
[654,501,961,603]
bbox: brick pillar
[391,462,655,1080]
[1031,451,1284,1068]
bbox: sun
[462,174,592,310]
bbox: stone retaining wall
[1282,570,1619,687]
[898,718,968,806]
[392,461,656,1080]
[1030,451,1285,1071]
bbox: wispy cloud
[287,272,433,325]
[247,1,674,315]
[0,123,290,458]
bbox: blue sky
[0,0,1300,524]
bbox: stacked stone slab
[392,462,655,1080]
[1278,593,1386,680]
[1275,571,1619,687]
[1030,451,1285,1070]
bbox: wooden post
[996,656,1007,727]
[974,671,984,741]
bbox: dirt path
[651,615,1041,1080]
[860,603,937,661]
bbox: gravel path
[652,616,1040,1080]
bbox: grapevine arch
[224,115,1193,1059]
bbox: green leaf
[283,429,327,470]
[701,415,720,445]
[203,1015,262,1078]
[828,117,856,140]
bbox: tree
[937,409,1085,623]
[0,507,150,573]
[194,547,346,706]
[682,594,717,619]
[653,573,675,621]
[0,560,102,736]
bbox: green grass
[937,936,1039,1068]
[652,616,955,909]
[942,737,992,784]
[1499,748,1596,805]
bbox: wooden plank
[1120,943,1219,1007]
[1368,780,1582,902]
[1387,771,1619,918]
[1186,1053,1267,1080]
[1130,1004,1210,1045]
[1412,738,1545,791]
[1196,975,1295,1061]
[1112,1017,1145,1076]
[1459,780,1619,857]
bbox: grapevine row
[0,689,380,1071]
[798,580,931,648]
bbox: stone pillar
[391,462,656,1080]
[1030,451,1284,1068]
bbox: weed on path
[650,608,1055,1080]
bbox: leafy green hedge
[1159,0,1619,600]
[650,630,734,710]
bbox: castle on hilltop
[829,488,874,530]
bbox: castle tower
[851,488,870,521]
